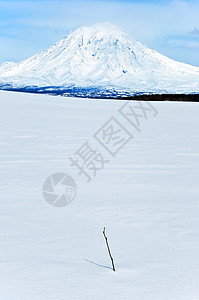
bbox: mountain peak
[63,22,129,48]
[0,23,199,95]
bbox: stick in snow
[103,227,116,271]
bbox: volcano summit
[0,23,199,98]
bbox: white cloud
[189,27,199,36]
[169,38,199,48]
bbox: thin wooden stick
[103,227,116,271]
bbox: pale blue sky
[0,0,199,66]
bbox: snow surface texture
[0,91,199,300]
[0,23,199,95]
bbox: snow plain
[0,90,199,300]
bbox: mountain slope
[0,23,199,96]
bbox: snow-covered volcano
[0,23,199,96]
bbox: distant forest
[124,94,199,102]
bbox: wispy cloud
[189,27,199,36]
[169,39,199,49]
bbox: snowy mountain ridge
[0,22,199,96]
